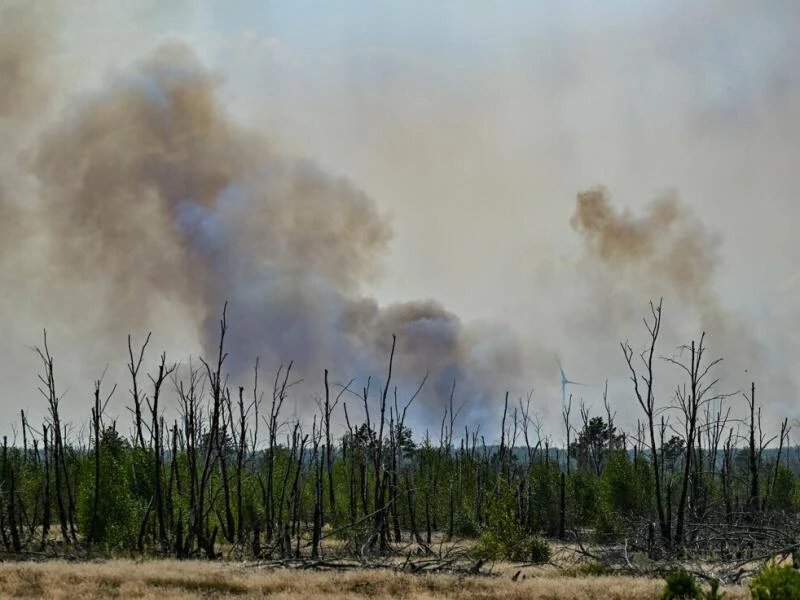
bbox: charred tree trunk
[217,390,235,544]
[40,425,51,551]
[149,354,173,549]
[235,387,247,543]
[88,383,103,548]
[3,438,21,553]
[127,333,151,448]
[747,383,760,514]
[323,370,337,522]
[197,304,229,559]
[311,426,323,560]
[265,363,291,545]
[621,300,669,548]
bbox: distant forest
[0,300,797,569]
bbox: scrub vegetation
[0,301,797,599]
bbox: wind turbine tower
[555,354,587,407]
[556,354,588,474]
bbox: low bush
[661,571,726,600]
[472,530,551,563]
[471,481,551,563]
[661,569,699,600]
[750,565,800,600]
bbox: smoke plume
[571,187,719,307]
[570,187,765,394]
[3,37,522,422]
[2,2,798,437]
[0,1,51,119]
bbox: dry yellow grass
[0,559,750,599]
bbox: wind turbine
[555,354,587,406]
[556,354,588,474]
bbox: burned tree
[664,333,723,550]
[621,299,669,548]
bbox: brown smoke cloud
[0,1,51,119]
[570,186,720,307]
[2,2,798,437]
[0,0,56,258]
[31,43,253,326]
[1,30,522,423]
[570,187,765,396]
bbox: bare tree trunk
[265,363,291,545]
[35,334,72,546]
[311,422,322,559]
[176,365,201,557]
[198,303,229,559]
[167,422,180,549]
[370,335,395,552]
[62,432,79,545]
[149,354,173,549]
[667,334,722,550]
[746,383,760,514]
[276,424,298,558]
[217,390,235,544]
[40,425,51,551]
[88,379,114,548]
[621,299,669,548]
[288,431,307,559]
[128,333,152,448]
[559,471,566,539]
[235,387,247,544]
[721,428,734,525]
[3,438,21,553]
[323,370,338,522]
[404,472,423,545]
[767,418,789,506]
[390,419,402,543]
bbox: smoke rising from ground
[2,34,523,425]
[1,2,799,438]
[570,187,770,408]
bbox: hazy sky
[1,1,799,442]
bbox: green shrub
[661,569,700,600]
[471,480,551,563]
[750,565,800,600]
[472,529,505,561]
[472,530,551,563]
[522,535,552,564]
[452,510,479,538]
[77,432,144,549]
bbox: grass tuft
[0,559,751,599]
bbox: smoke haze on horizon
[0,0,799,442]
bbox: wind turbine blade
[565,380,589,387]
[554,353,566,379]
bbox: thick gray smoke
[4,36,523,423]
[2,2,797,439]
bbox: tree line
[0,300,798,565]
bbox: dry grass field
[0,559,751,599]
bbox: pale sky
[1,0,799,442]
